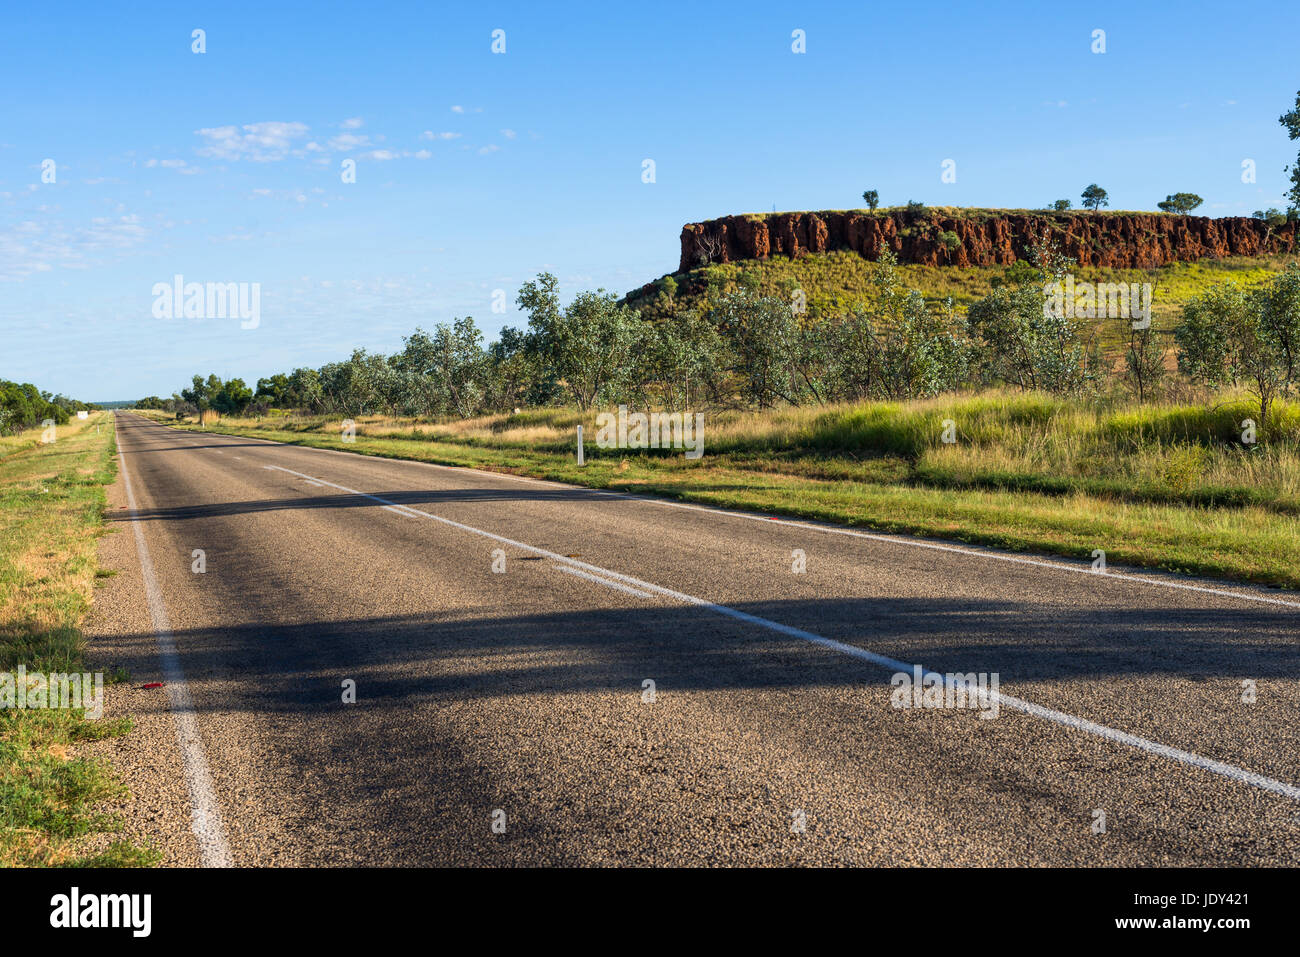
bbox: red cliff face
[679,211,1298,272]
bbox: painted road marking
[555,563,660,600]
[118,443,234,867]
[192,415,1299,613]
[431,465,1300,611]
[262,462,1300,803]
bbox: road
[86,412,1300,866]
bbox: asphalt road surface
[86,413,1300,866]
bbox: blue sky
[4,0,1298,400]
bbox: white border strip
[264,463,1300,802]
[167,413,1297,612]
[118,437,234,866]
[421,464,1300,611]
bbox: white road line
[555,564,660,600]
[208,419,1299,612]
[428,467,1300,611]
[118,446,234,867]
[263,463,1300,802]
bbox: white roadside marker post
[576,425,585,467]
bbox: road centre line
[554,563,660,599]
[262,461,1300,802]
[190,418,1298,613]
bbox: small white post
[576,425,585,466]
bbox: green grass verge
[141,391,1300,592]
[0,413,159,867]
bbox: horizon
[5,0,1299,400]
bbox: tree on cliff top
[1080,184,1109,211]
[1157,193,1203,215]
[1281,90,1300,211]
[862,189,879,211]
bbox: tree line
[141,235,1300,433]
[0,382,95,436]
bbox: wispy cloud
[0,213,152,281]
[194,121,311,161]
[143,158,199,174]
[326,132,373,151]
[358,148,433,161]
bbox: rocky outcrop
[679,210,1298,272]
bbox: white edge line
[261,463,1300,803]
[449,470,1300,611]
[165,415,1300,613]
[117,442,234,866]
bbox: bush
[0,381,76,436]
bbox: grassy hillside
[142,390,1300,591]
[627,251,1293,354]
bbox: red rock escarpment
[678,210,1297,272]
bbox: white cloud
[247,186,327,205]
[421,131,461,140]
[194,121,311,161]
[451,105,465,114]
[0,213,153,281]
[340,117,364,129]
[478,145,500,155]
[500,128,516,139]
[327,132,373,151]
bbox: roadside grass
[0,413,158,867]
[143,390,1300,590]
